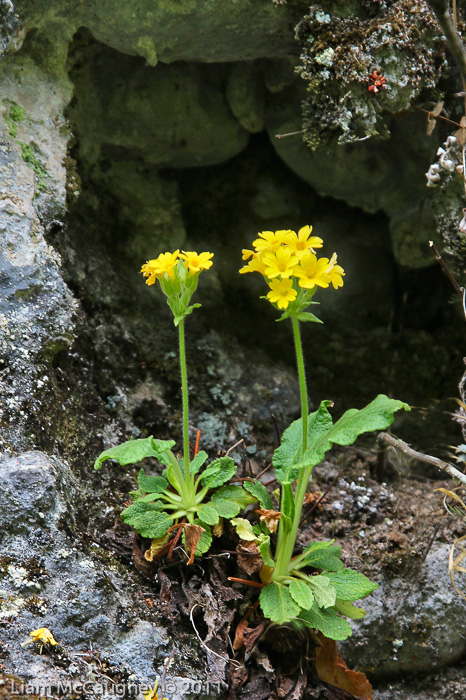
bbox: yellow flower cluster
[21,627,58,653]
[240,226,344,310]
[141,250,214,285]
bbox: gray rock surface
[341,544,466,678]
[0,451,211,699]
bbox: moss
[20,142,48,191]
[3,100,25,138]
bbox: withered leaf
[315,632,372,700]
[184,523,205,565]
[455,115,466,146]
[257,508,281,534]
[426,100,444,136]
[144,533,171,561]
[237,540,264,576]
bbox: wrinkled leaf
[334,599,366,620]
[295,395,410,472]
[273,402,333,483]
[144,533,171,562]
[129,511,173,539]
[197,505,220,526]
[121,500,164,526]
[289,579,314,610]
[300,603,352,640]
[326,569,378,601]
[299,542,343,572]
[209,484,256,517]
[243,480,273,509]
[200,456,236,488]
[189,450,208,477]
[137,469,168,494]
[308,575,337,608]
[94,436,175,470]
[260,582,300,624]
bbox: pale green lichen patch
[3,100,25,138]
[20,142,48,191]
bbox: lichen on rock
[296,0,447,149]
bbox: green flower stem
[274,316,310,578]
[178,319,191,481]
[291,316,308,454]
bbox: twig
[426,0,466,84]
[429,241,465,301]
[377,432,466,485]
[275,130,304,139]
[226,438,245,456]
[161,648,176,696]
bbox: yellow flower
[287,225,324,257]
[143,680,169,700]
[242,249,255,260]
[327,253,345,289]
[262,247,299,279]
[141,251,180,283]
[253,229,294,252]
[239,252,267,275]
[294,252,331,289]
[21,628,58,653]
[266,278,297,309]
[179,251,214,275]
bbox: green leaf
[327,569,378,601]
[296,395,410,471]
[200,456,236,488]
[130,511,173,539]
[94,436,176,470]
[121,500,165,526]
[209,484,257,517]
[231,518,256,542]
[295,312,323,323]
[196,505,220,526]
[137,469,168,494]
[299,542,343,572]
[334,599,366,620]
[260,582,301,624]
[189,451,208,477]
[308,575,337,608]
[280,482,295,524]
[258,536,275,567]
[289,579,314,610]
[140,492,165,502]
[243,480,273,510]
[299,603,353,641]
[273,402,333,483]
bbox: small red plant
[366,70,387,93]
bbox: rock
[68,36,250,171]
[14,0,300,64]
[0,451,205,695]
[341,544,466,677]
[0,0,17,57]
[265,81,439,267]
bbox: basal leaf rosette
[239,226,344,322]
[141,249,214,325]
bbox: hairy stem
[178,319,190,480]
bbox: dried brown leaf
[144,533,171,561]
[184,523,205,565]
[257,508,281,534]
[237,540,264,576]
[315,633,372,700]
